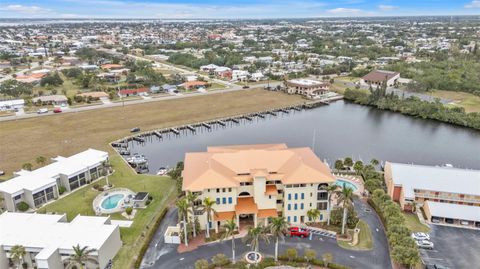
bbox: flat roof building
[361,70,400,86]
[284,79,330,98]
[0,149,108,212]
[384,162,480,228]
[0,212,122,269]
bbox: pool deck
[93,188,136,215]
[333,174,365,195]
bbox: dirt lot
[0,89,303,176]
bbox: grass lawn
[330,81,350,95]
[40,155,177,269]
[337,76,361,83]
[403,212,430,233]
[208,82,228,89]
[0,89,303,176]
[338,220,373,251]
[428,90,480,113]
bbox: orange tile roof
[257,209,278,219]
[182,144,335,191]
[101,64,123,69]
[213,211,235,221]
[265,185,278,195]
[235,197,258,214]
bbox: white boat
[157,167,168,175]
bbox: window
[222,197,227,204]
[294,204,297,210]
[301,193,304,200]
[320,214,323,221]
[222,188,226,193]
[216,188,220,193]
[293,216,297,222]
[288,193,291,200]
[310,192,313,197]
[277,200,282,204]
[269,195,272,199]
[317,191,328,200]
[288,204,291,210]
[317,202,328,210]
[228,197,232,204]
[14,195,22,200]
[216,198,220,204]
[294,193,298,200]
[301,203,304,210]
[228,188,232,192]
[288,216,291,222]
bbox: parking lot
[420,225,480,268]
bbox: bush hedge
[133,208,168,268]
[16,201,30,212]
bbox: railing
[416,193,480,204]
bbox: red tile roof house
[118,88,148,98]
[361,70,400,87]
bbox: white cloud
[378,5,398,11]
[465,1,480,8]
[0,4,52,14]
[327,8,362,14]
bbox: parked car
[130,127,140,133]
[0,170,4,176]
[411,232,430,241]
[289,227,310,238]
[53,108,62,113]
[242,85,250,89]
[415,240,434,249]
[37,108,49,114]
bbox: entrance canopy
[235,197,258,215]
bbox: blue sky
[0,0,479,19]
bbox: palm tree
[370,159,379,166]
[101,160,112,185]
[222,219,237,264]
[10,245,26,269]
[307,208,321,223]
[176,198,191,246]
[69,245,96,269]
[336,185,355,235]
[186,191,199,238]
[203,197,217,238]
[244,225,269,264]
[268,217,289,261]
[322,184,339,226]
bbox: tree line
[344,87,480,130]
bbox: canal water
[126,101,480,173]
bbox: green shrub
[304,249,316,263]
[311,258,325,266]
[58,186,66,195]
[285,248,297,261]
[125,207,133,215]
[211,253,229,267]
[93,184,100,190]
[194,259,209,269]
[145,200,151,206]
[133,208,168,268]
[329,263,352,269]
[16,201,29,212]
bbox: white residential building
[0,149,108,212]
[0,212,122,269]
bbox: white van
[37,108,49,114]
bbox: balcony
[415,193,480,204]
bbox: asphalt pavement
[140,198,392,269]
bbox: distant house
[161,84,177,93]
[118,88,148,97]
[16,73,46,84]
[101,64,123,70]
[79,64,99,70]
[284,79,330,98]
[181,80,208,90]
[130,48,144,56]
[32,95,68,106]
[232,70,249,81]
[250,72,265,82]
[214,67,232,79]
[0,99,25,111]
[361,70,400,87]
[200,64,219,72]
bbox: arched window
[238,191,251,197]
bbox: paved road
[140,198,392,269]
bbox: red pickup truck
[289,227,310,238]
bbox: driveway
[420,225,480,268]
[140,198,392,269]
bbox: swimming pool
[101,194,125,210]
[335,179,358,191]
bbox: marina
[111,100,480,174]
